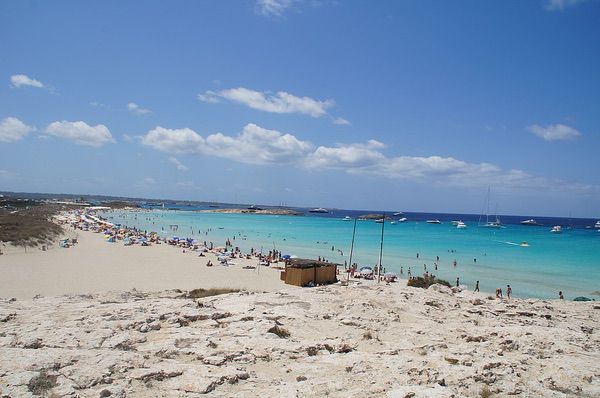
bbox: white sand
[0,228,288,299]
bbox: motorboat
[342,216,352,221]
[451,220,461,226]
[309,207,328,213]
[398,217,408,222]
[551,225,562,233]
[426,219,441,224]
[595,221,600,229]
[390,221,397,225]
[247,204,263,210]
[375,219,384,223]
[520,241,530,247]
[456,221,467,229]
[393,212,404,216]
[520,219,539,226]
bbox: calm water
[100,206,600,300]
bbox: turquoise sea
[100,208,600,300]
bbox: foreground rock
[0,285,599,397]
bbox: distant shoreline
[198,208,304,216]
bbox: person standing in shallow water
[559,291,564,300]
[506,285,512,299]
[475,280,480,292]
[456,277,460,287]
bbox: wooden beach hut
[280,259,338,287]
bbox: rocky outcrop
[0,286,598,397]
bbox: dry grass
[186,288,240,299]
[0,207,63,247]
[480,385,493,398]
[27,369,58,396]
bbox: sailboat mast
[486,186,491,224]
[347,217,357,283]
[377,212,385,283]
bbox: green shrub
[407,275,451,289]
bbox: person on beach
[475,280,480,292]
[559,291,564,300]
[496,288,503,299]
[400,266,403,275]
[506,285,512,299]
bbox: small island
[358,214,393,220]
[199,208,304,216]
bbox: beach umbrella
[573,296,592,302]
[360,267,373,275]
[281,254,291,259]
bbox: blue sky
[1,0,599,217]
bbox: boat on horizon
[309,207,328,213]
[426,219,441,224]
[398,217,408,222]
[456,221,467,229]
[551,225,562,234]
[375,218,384,224]
[521,219,539,226]
[595,221,600,229]
[247,204,263,211]
[342,216,352,221]
[479,187,502,228]
[393,212,404,216]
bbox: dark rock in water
[574,296,592,302]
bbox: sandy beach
[0,227,288,300]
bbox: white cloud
[141,123,313,165]
[10,74,44,88]
[198,87,334,117]
[333,117,351,126]
[527,123,581,141]
[256,0,296,16]
[197,91,221,103]
[45,120,115,147]
[140,123,598,194]
[141,127,205,154]
[545,0,590,11]
[0,117,35,143]
[127,102,151,115]
[168,156,189,171]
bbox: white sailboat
[479,187,502,228]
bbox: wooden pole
[377,213,385,283]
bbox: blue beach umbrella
[282,254,291,259]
